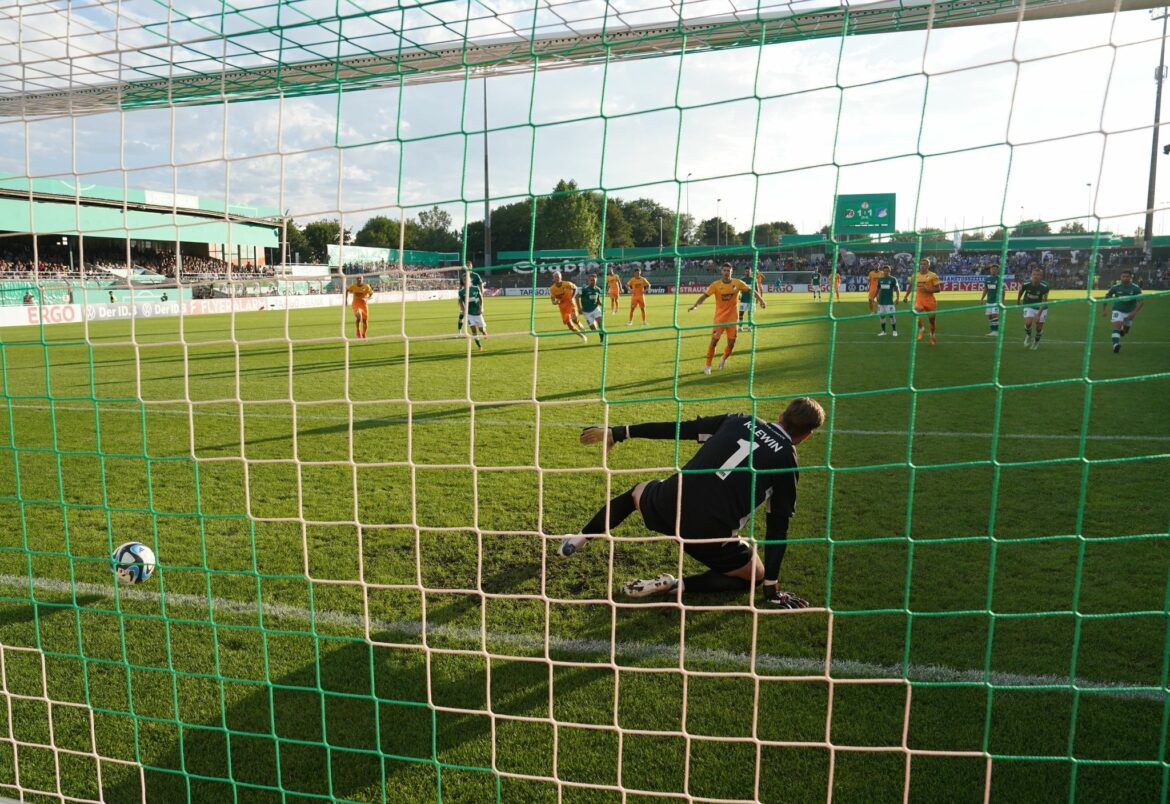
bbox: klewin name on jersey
[745,419,788,453]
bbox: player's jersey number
[716,439,760,480]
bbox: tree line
[825,219,1088,245]
[280,178,1088,263]
[281,178,799,263]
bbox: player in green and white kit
[578,273,606,342]
[1016,265,1049,350]
[456,262,484,334]
[811,271,823,300]
[1103,269,1144,353]
[874,265,901,336]
[978,262,1003,336]
[458,274,487,352]
[738,265,762,331]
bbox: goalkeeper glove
[763,585,808,609]
[579,426,617,453]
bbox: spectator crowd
[2,239,1168,297]
[0,243,274,281]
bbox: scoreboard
[834,193,896,234]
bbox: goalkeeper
[559,397,824,608]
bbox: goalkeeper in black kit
[559,397,825,608]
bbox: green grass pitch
[0,289,1167,803]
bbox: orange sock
[723,342,735,361]
[706,343,716,365]
[929,317,936,333]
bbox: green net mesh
[0,0,1168,801]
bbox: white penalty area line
[5,401,1169,444]
[1,574,1160,701]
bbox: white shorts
[584,309,603,325]
[985,305,1000,317]
[1022,307,1048,323]
[877,304,896,315]
[466,314,486,329]
[1111,310,1134,324]
[739,302,750,312]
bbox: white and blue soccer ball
[111,541,156,585]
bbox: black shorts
[638,479,755,574]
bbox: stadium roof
[0,200,278,249]
[0,177,280,220]
[0,177,279,248]
[497,249,593,261]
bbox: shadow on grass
[0,596,105,630]
[84,339,544,390]
[191,402,531,454]
[101,638,598,803]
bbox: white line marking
[3,574,1160,701]
[828,336,1170,346]
[833,428,1167,443]
[4,402,1165,447]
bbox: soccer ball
[111,541,156,585]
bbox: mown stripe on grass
[2,573,1161,701]
[5,401,1168,442]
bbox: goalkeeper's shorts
[638,479,755,573]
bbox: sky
[0,0,1167,242]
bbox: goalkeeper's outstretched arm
[580,415,731,451]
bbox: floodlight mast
[483,72,492,269]
[1146,8,1169,259]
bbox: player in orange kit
[627,267,650,325]
[866,264,882,313]
[606,268,623,313]
[688,262,766,374]
[549,271,589,343]
[904,257,940,345]
[345,275,374,339]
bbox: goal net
[0,0,1167,801]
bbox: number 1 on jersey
[716,438,759,480]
